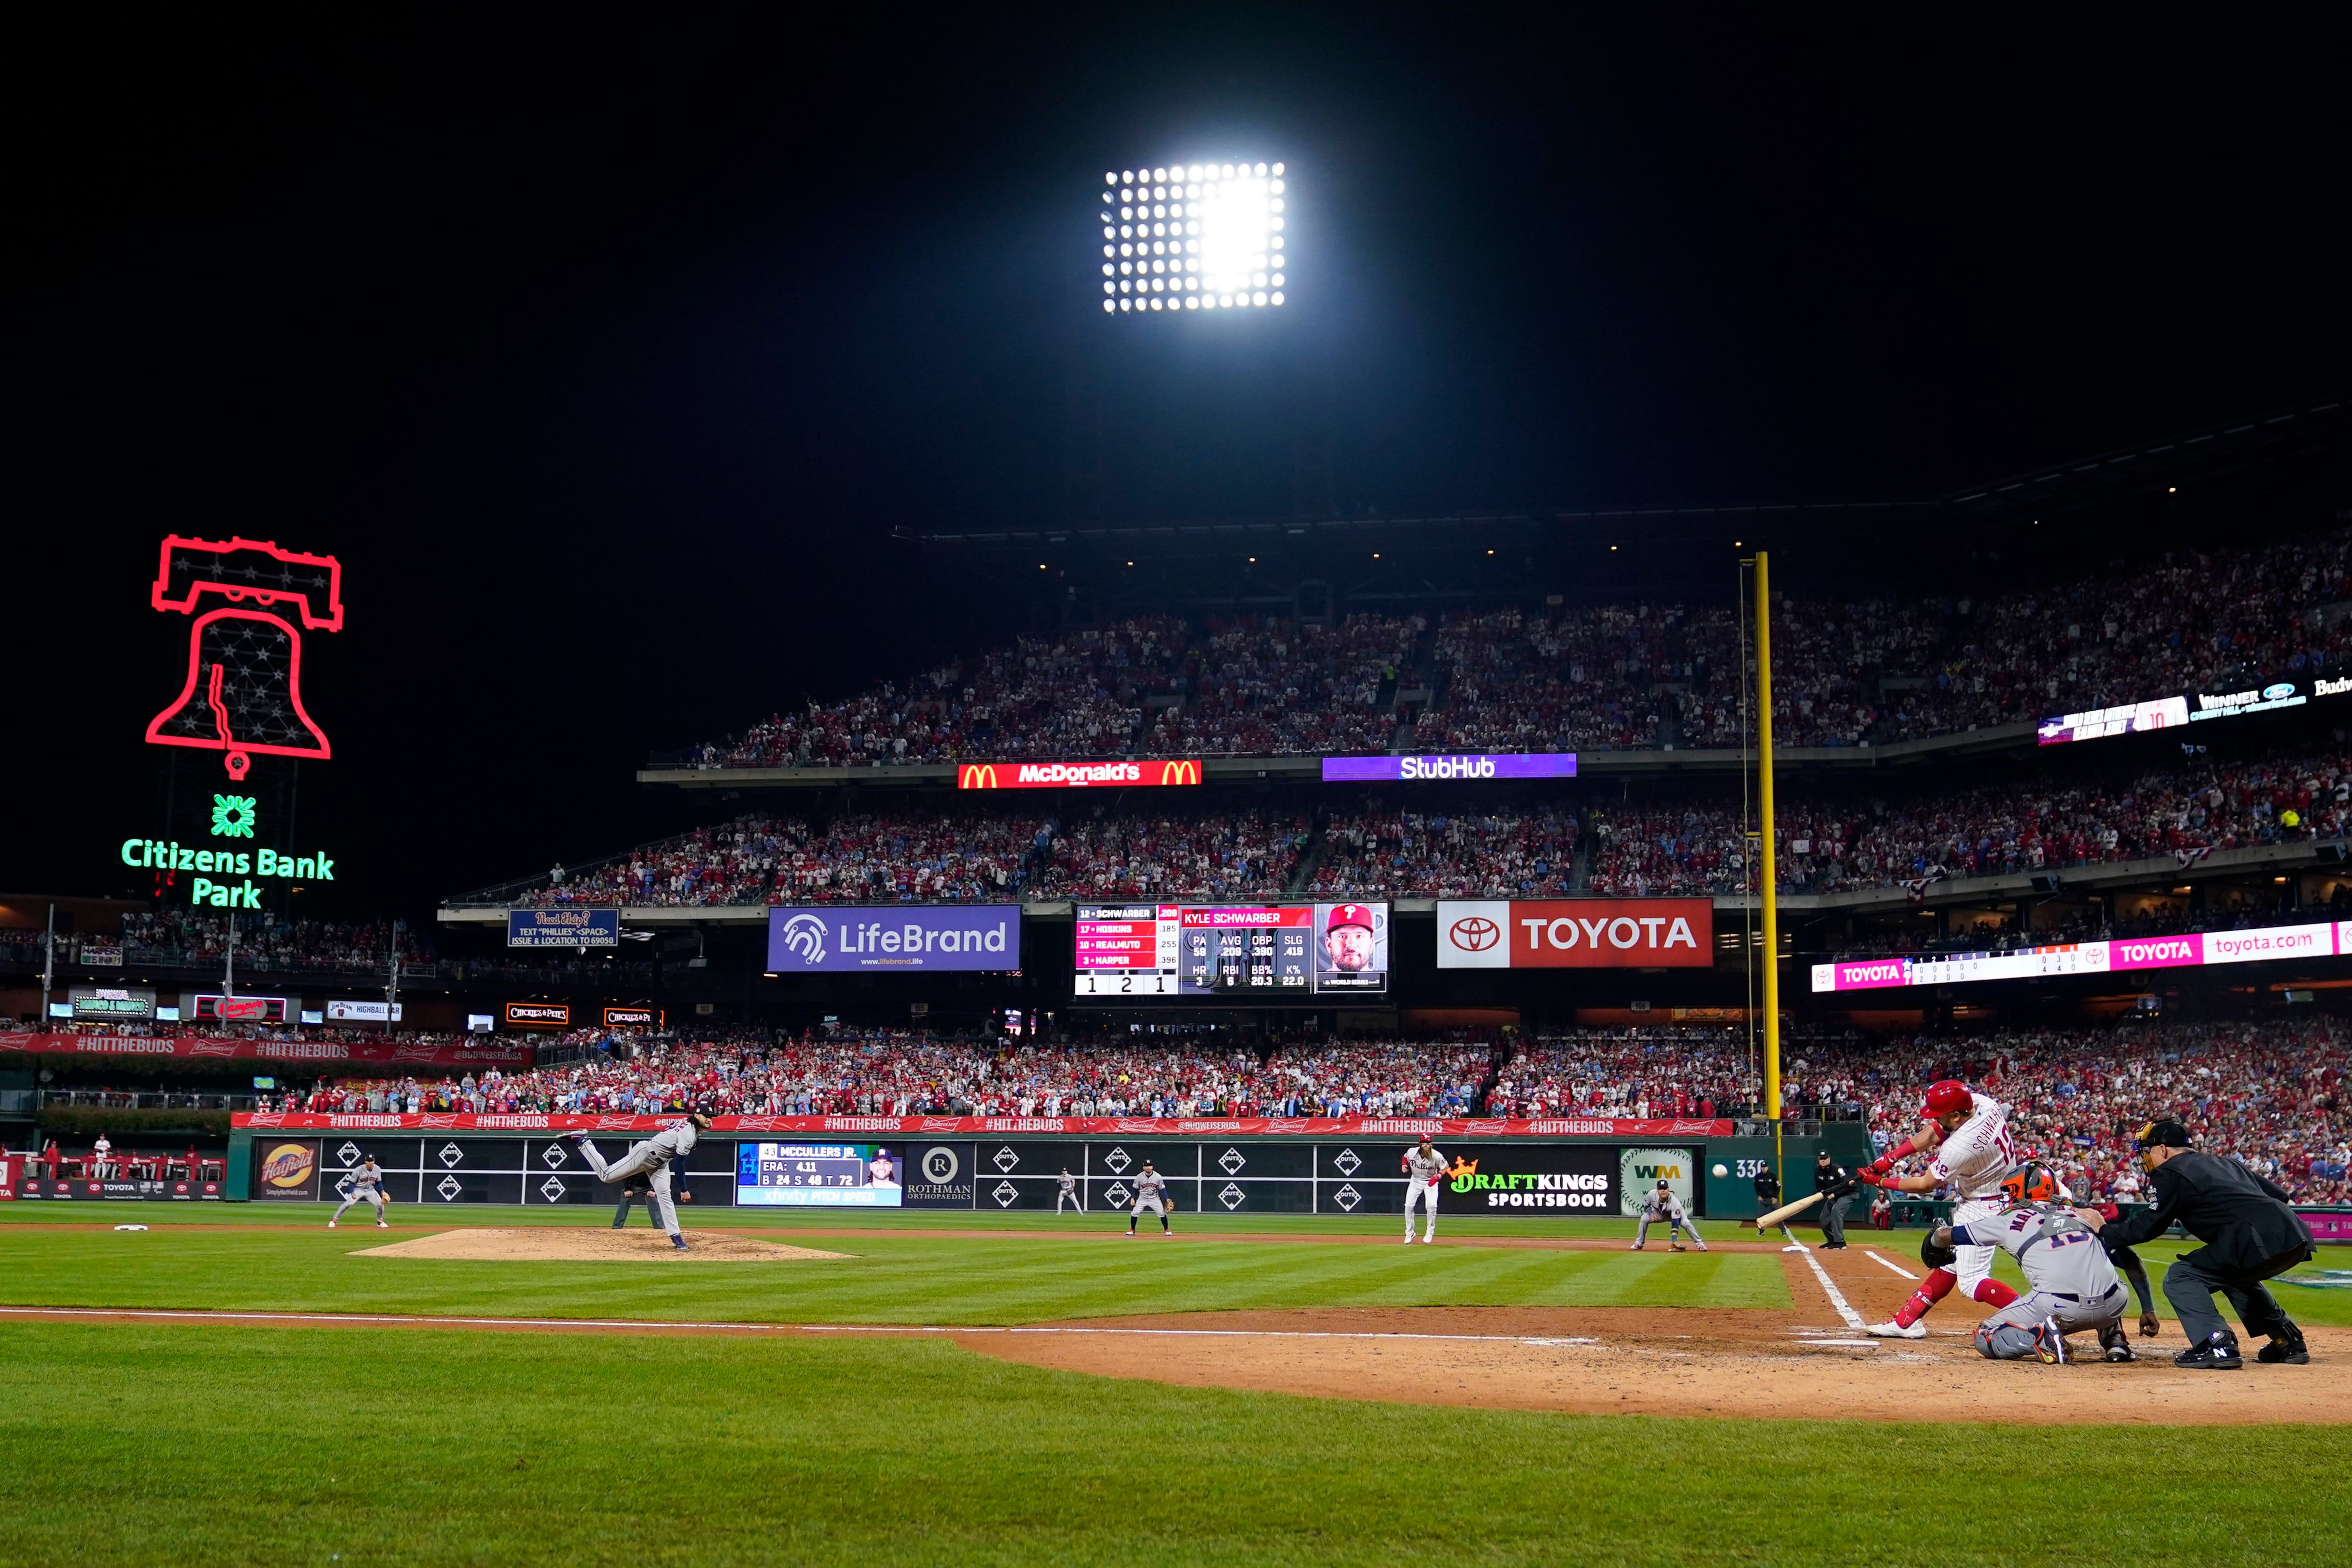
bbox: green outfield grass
[0,1218,1787,1323]
[2,1205,2346,1326]
[0,1320,2344,1568]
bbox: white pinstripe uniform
[1401,1143,1446,1242]
[1923,1094,2021,1299]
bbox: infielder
[1056,1167,1082,1214]
[1124,1161,1173,1236]
[1632,1180,1705,1251]
[328,1157,389,1228]
[1929,1163,2131,1364]
[1860,1079,2024,1338]
[573,1112,711,1251]
[1401,1135,1446,1243]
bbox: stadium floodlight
[1099,161,1286,313]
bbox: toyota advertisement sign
[1438,899,1714,968]
[766,905,1021,972]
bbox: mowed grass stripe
[0,1322,2343,1568]
[0,1227,1791,1324]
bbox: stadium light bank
[1100,161,1286,313]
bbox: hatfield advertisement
[1812,919,2352,993]
[1438,900,1714,968]
[1321,752,1577,783]
[766,905,1020,972]
[957,760,1201,790]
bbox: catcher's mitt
[1919,1229,1957,1270]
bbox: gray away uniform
[1128,1168,1171,1229]
[575,1122,699,1237]
[332,1161,388,1224]
[1953,1201,2127,1359]
[1633,1188,1704,1249]
[1056,1171,1082,1213]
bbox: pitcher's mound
[353,1228,848,1263]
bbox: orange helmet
[1998,1162,2060,1205]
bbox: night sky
[10,9,2350,921]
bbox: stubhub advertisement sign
[767,905,1020,973]
[1322,752,1576,783]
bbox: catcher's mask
[1997,1162,2059,1205]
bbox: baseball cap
[2131,1119,2191,1151]
[1326,903,1374,934]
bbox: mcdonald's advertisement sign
[956,760,1203,790]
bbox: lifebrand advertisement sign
[766,905,1021,972]
[1437,899,1714,968]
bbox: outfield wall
[225,1121,1876,1219]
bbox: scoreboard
[1073,903,1390,999]
[735,1142,903,1206]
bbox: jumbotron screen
[1073,903,1390,999]
[735,1142,902,1207]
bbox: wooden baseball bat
[1750,1190,1825,1231]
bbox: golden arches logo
[1157,759,1202,786]
[958,764,1001,790]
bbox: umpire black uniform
[1814,1150,1854,1249]
[2090,1119,2313,1369]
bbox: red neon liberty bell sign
[143,535,342,780]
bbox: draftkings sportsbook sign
[1437,899,1713,968]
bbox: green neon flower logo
[211,793,257,839]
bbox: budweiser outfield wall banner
[0,1032,532,1068]
[1436,899,1714,968]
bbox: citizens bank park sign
[233,1111,1735,1137]
[958,760,1201,789]
[1437,899,1714,968]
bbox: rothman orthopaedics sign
[1437,900,1714,968]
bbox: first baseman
[1632,1180,1705,1251]
[1125,1162,1173,1235]
[328,1157,389,1228]
[574,1112,711,1251]
[1401,1135,1446,1243]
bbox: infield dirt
[353,1228,850,1262]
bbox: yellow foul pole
[1756,552,1781,1125]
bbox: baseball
[1710,1163,1728,1178]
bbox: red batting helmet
[1922,1080,1973,1119]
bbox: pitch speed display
[1073,903,1390,999]
[735,1142,903,1207]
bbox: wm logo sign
[1634,1164,1683,1182]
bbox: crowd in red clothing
[1310,807,1581,898]
[283,1030,1495,1120]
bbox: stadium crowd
[255,1030,1495,1120]
[671,523,2352,764]
[217,1016,2350,1202]
[1485,1022,2348,1204]
[1310,808,1582,897]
